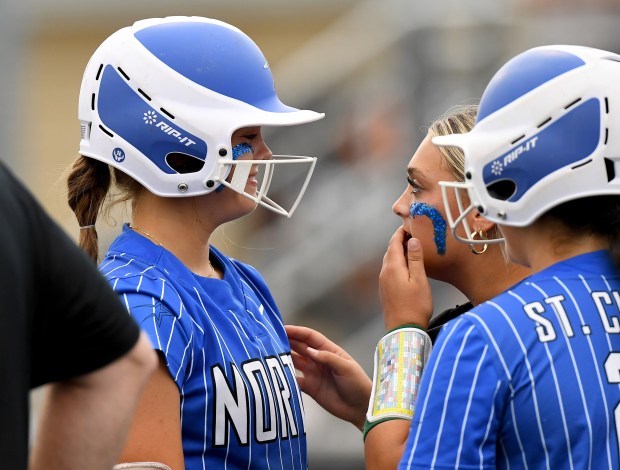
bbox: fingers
[383,227,410,271]
[285,325,348,357]
[288,337,312,360]
[406,237,427,281]
[289,350,308,389]
[379,229,433,330]
[288,332,360,380]
[305,347,363,379]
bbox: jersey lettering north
[100,225,307,469]
[401,250,620,469]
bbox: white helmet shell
[78,16,324,215]
[435,45,620,244]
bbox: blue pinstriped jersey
[401,250,620,469]
[100,225,307,469]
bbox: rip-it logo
[143,111,196,147]
[491,136,539,176]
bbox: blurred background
[2,0,619,468]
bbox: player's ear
[468,208,497,234]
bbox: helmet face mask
[435,45,620,244]
[78,16,324,217]
[216,153,318,217]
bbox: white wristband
[113,463,172,470]
[366,327,432,423]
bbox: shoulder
[461,291,526,341]
[434,295,524,364]
[215,247,270,292]
[99,250,191,312]
[100,251,163,285]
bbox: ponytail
[67,156,111,262]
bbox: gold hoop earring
[470,229,488,255]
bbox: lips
[247,171,258,187]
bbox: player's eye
[407,177,422,194]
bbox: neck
[502,221,610,273]
[131,193,220,278]
[448,244,531,307]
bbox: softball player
[391,45,620,468]
[66,17,323,469]
[287,105,531,469]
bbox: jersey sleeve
[110,275,195,389]
[399,316,508,470]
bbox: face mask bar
[439,180,505,245]
[214,155,317,218]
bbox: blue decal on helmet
[97,66,207,174]
[112,147,126,162]
[134,22,296,114]
[478,49,586,122]
[483,98,601,202]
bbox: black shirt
[0,163,141,469]
[427,302,473,343]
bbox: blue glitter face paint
[215,143,255,192]
[232,142,253,160]
[409,202,447,255]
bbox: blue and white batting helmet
[435,45,620,244]
[78,16,324,217]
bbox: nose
[253,137,273,161]
[392,188,412,218]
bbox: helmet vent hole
[99,124,113,138]
[605,128,609,145]
[511,134,525,145]
[117,67,130,81]
[605,97,609,114]
[95,64,103,81]
[160,108,175,120]
[571,158,592,170]
[564,97,582,110]
[605,158,615,182]
[537,117,552,128]
[166,153,205,174]
[487,180,516,201]
[91,93,96,111]
[138,89,152,101]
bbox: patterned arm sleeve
[399,316,508,470]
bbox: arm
[117,354,186,470]
[286,324,371,431]
[29,332,157,470]
[364,229,434,470]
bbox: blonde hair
[427,104,478,182]
[426,104,504,244]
